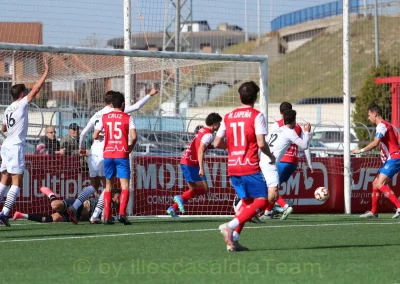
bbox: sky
[0,0,340,46]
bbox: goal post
[0,42,268,217]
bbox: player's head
[194,125,203,134]
[45,126,57,140]
[104,91,113,105]
[111,188,122,207]
[280,102,292,114]
[283,109,297,128]
[10,84,26,101]
[205,112,222,132]
[238,81,259,106]
[367,104,383,125]
[111,91,125,110]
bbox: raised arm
[27,57,50,103]
[124,88,158,113]
[79,117,96,149]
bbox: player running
[353,105,400,219]
[73,88,158,224]
[93,91,137,225]
[264,102,313,220]
[12,187,120,223]
[214,81,276,252]
[0,58,49,226]
[166,113,222,217]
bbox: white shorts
[88,152,104,178]
[0,144,25,174]
[260,163,279,188]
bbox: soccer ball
[314,187,329,201]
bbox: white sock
[228,218,239,230]
[265,210,272,216]
[0,183,9,202]
[72,185,96,210]
[92,208,102,219]
[282,204,289,211]
[2,185,20,216]
[233,231,240,242]
[22,213,28,219]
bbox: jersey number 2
[106,121,122,139]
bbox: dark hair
[368,104,382,116]
[11,84,26,101]
[112,188,121,197]
[111,91,125,108]
[238,81,259,105]
[194,125,203,134]
[283,109,297,125]
[205,112,222,126]
[104,91,113,105]
[280,102,292,113]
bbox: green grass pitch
[1,214,399,284]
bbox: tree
[353,61,400,142]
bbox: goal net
[0,44,266,217]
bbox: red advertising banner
[4,155,399,215]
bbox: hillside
[208,16,400,106]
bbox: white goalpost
[0,42,268,217]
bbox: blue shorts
[230,172,268,199]
[277,162,298,184]
[378,159,400,179]
[180,164,206,183]
[104,158,130,179]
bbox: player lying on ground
[166,112,222,217]
[214,81,277,252]
[93,91,137,225]
[12,187,120,223]
[353,104,400,219]
[70,88,158,224]
[0,58,49,226]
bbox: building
[107,21,256,53]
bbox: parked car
[311,127,359,151]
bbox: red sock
[371,188,380,214]
[266,201,274,211]
[104,191,112,220]
[234,223,245,234]
[181,189,196,201]
[119,189,129,216]
[172,203,179,210]
[379,185,400,208]
[276,196,287,208]
[236,199,268,224]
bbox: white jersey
[79,106,113,154]
[260,126,310,166]
[2,96,29,147]
[80,94,152,154]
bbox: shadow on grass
[4,232,118,239]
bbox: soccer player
[166,113,222,217]
[93,91,137,225]
[264,102,313,220]
[352,105,400,219]
[0,58,49,226]
[12,187,120,223]
[213,81,276,252]
[72,88,158,224]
